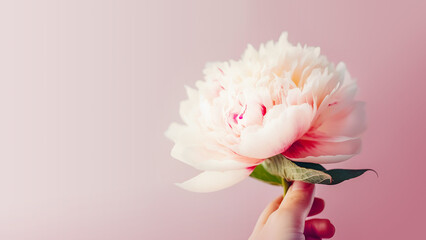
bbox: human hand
[249,181,335,240]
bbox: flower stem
[282,177,290,198]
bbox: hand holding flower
[166,32,374,239]
[250,182,335,240]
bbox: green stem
[282,177,290,198]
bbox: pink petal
[283,138,362,164]
[232,104,314,159]
[176,168,253,193]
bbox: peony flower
[166,32,366,193]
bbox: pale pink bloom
[166,33,366,192]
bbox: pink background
[1,0,425,239]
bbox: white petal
[179,86,200,126]
[176,168,253,193]
[317,102,366,138]
[164,122,186,142]
[232,104,314,159]
[167,125,258,171]
[289,154,357,164]
[171,143,254,171]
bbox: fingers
[304,218,336,239]
[253,195,324,231]
[251,195,283,234]
[305,237,321,240]
[276,181,315,232]
[308,198,325,217]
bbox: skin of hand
[249,181,335,240]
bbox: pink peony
[166,33,366,192]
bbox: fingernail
[291,181,313,190]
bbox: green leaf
[293,160,376,185]
[249,155,376,186]
[262,155,332,184]
[249,164,282,186]
[321,169,376,185]
[292,161,326,171]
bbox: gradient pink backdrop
[1,0,425,239]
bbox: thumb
[277,181,315,233]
